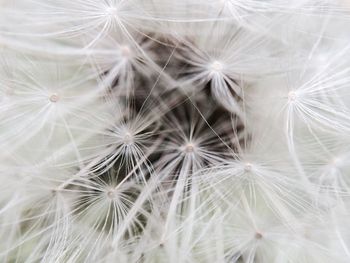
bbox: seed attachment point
[255,232,263,240]
[123,132,134,145]
[244,162,252,172]
[184,142,196,153]
[288,91,297,102]
[210,61,224,72]
[49,93,59,103]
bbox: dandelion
[1,0,350,262]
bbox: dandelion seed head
[2,1,350,262]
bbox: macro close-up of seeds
[1,1,350,262]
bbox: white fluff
[1,1,350,262]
